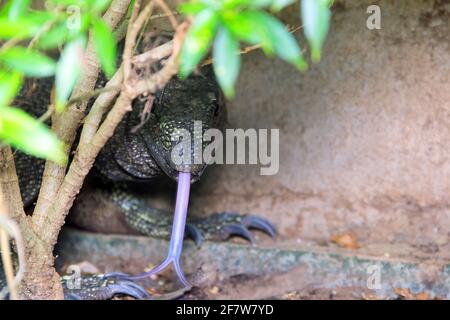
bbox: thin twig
[132,40,173,65]
[0,225,16,299]
[0,36,22,53]
[154,0,178,30]
[0,192,25,300]
[123,0,143,88]
[32,0,132,226]
[150,11,180,21]
[27,12,61,50]
[37,19,189,247]
[134,21,188,96]
[202,25,303,66]
[79,38,175,145]
[67,85,122,107]
[79,65,124,145]
[37,106,54,123]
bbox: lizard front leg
[109,186,276,246]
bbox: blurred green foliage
[179,0,332,97]
[0,0,116,164]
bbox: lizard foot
[62,274,149,300]
[186,212,277,245]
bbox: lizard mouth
[142,132,205,183]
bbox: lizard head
[139,67,226,183]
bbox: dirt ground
[64,0,450,299]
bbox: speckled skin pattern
[0,66,275,299]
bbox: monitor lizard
[0,64,276,300]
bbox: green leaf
[223,0,273,9]
[0,70,22,106]
[38,14,88,49]
[6,0,31,21]
[301,0,331,62]
[271,0,295,11]
[126,0,136,18]
[65,10,91,35]
[0,107,66,164]
[50,0,87,7]
[213,27,240,98]
[179,9,219,78]
[255,12,307,71]
[92,19,117,78]
[0,1,13,17]
[178,1,209,15]
[91,0,112,12]
[0,17,40,39]
[55,36,86,111]
[225,11,306,70]
[0,47,56,77]
[223,11,275,55]
[36,23,69,49]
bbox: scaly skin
[1,65,276,299]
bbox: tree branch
[134,22,187,96]
[0,147,25,223]
[32,0,132,226]
[78,39,175,146]
[0,208,25,300]
[34,2,188,247]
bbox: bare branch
[32,0,132,226]
[79,38,175,146]
[67,85,122,107]
[134,22,188,96]
[0,147,25,223]
[132,40,174,65]
[79,65,124,145]
[123,0,143,87]
[0,212,25,300]
[154,0,178,30]
[201,25,303,67]
[36,18,188,247]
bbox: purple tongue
[167,172,191,262]
[129,172,191,287]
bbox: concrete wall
[187,0,450,256]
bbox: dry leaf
[208,286,220,295]
[361,293,382,300]
[282,291,302,300]
[394,288,429,300]
[330,232,359,249]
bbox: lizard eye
[213,92,223,117]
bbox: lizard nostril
[214,102,220,117]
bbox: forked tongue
[127,172,192,287]
[167,172,191,266]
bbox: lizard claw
[188,211,277,243]
[62,274,150,300]
[222,224,255,244]
[185,223,204,246]
[102,279,150,300]
[242,215,277,239]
